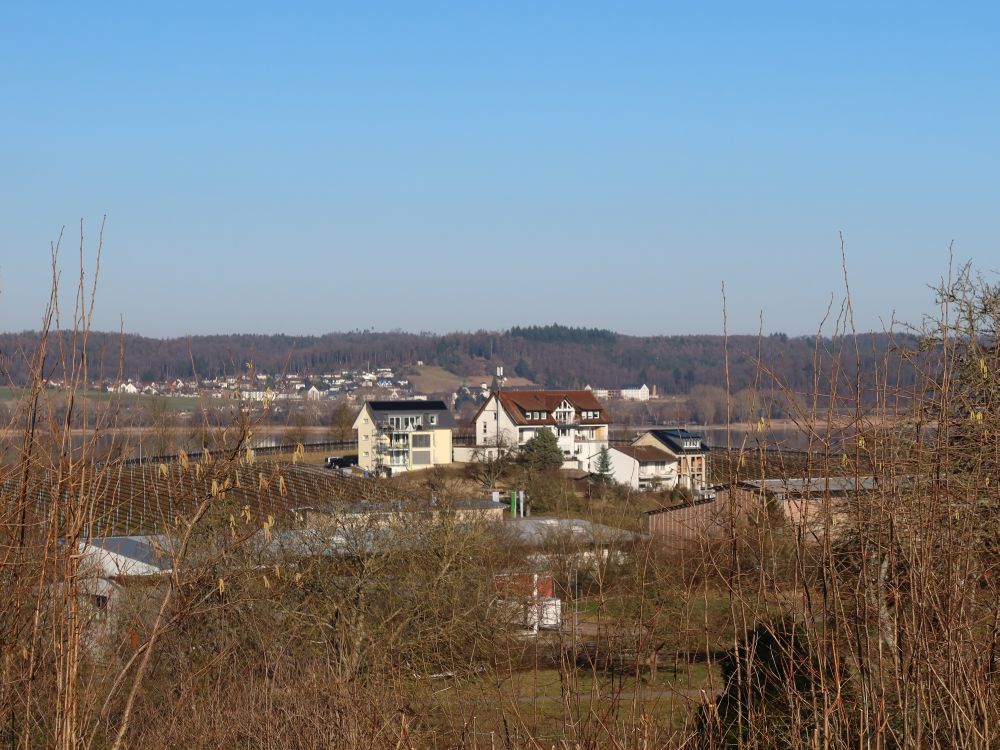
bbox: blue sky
[1,2,997,337]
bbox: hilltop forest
[0,324,920,398]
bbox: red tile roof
[493,389,610,426]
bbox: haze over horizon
[2,3,997,338]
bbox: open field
[409,364,534,394]
[0,386,201,413]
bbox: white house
[631,429,710,490]
[109,381,140,395]
[473,390,610,472]
[603,445,678,490]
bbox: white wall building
[631,429,710,490]
[620,384,650,402]
[603,445,678,490]
[473,390,610,472]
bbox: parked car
[325,454,358,469]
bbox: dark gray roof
[90,535,173,570]
[646,429,708,454]
[737,476,885,498]
[367,400,457,427]
[367,400,449,412]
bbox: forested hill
[0,325,921,395]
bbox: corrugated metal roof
[737,476,882,496]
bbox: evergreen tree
[594,446,613,483]
[521,429,564,471]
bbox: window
[363,451,369,457]
[412,434,431,448]
[482,421,487,434]
[429,414,437,425]
[412,451,432,466]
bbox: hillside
[408,364,534,394]
[0,325,921,397]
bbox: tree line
[0,327,923,401]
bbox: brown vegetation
[0,239,997,749]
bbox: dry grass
[1,239,997,749]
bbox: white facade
[604,446,678,490]
[474,392,610,472]
[620,384,650,402]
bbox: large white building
[585,383,651,401]
[473,389,610,472]
[353,400,456,475]
[619,384,650,402]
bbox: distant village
[16,357,892,713]
[54,364,703,494]
[84,366,658,410]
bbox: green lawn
[419,664,718,743]
[0,387,199,413]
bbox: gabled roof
[90,535,173,569]
[643,429,708,454]
[480,389,610,426]
[83,535,174,576]
[611,445,674,463]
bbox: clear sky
[1,2,997,337]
